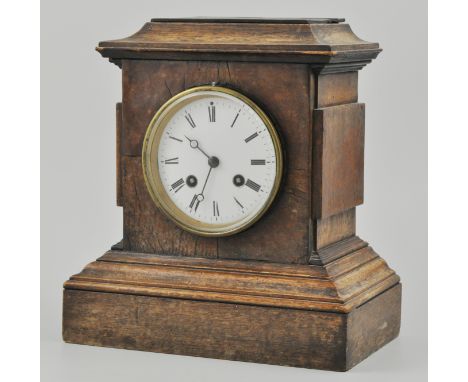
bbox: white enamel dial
[142,86,282,236]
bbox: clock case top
[97,17,380,70]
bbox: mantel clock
[63,18,402,371]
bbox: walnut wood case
[63,18,401,371]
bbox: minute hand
[200,166,213,196]
[192,166,213,210]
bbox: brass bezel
[142,85,283,237]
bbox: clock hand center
[208,156,219,168]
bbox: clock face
[142,86,283,236]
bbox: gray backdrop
[41,0,427,381]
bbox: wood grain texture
[150,18,345,24]
[62,18,402,372]
[62,283,401,371]
[313,103,365,218]
[307,71,359,258]
[309,235,367,265]
[346,283,402,370]
[63,289,347,370]
[116,102,123,207]
[122,155,218,258]
[216,62,310,263]
[97,19,381,67]
[316,72,358,108]
[64,242,399,314]
[121,60,311,264]
[313,208,356,251]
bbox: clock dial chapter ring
[141,85,283,237]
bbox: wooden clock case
[62,18,401,371]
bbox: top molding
[97,18,381,68]
[148,17,346,24]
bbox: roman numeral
[171,178,185,193]
[213,201,220,217]
[163,157,179,164]
[251,159,266,165]
[244,132,258,143]
[169,136,182,142]
[245,179,261,192]
[185,113,196,128]
[189,194,200,212]
[208,102,216,122]
[233,197,244,210]
[231,111,240,127]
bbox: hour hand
[184,136,210,159]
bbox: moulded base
[62,248,401,371]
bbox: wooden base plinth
[63,243,401,371]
